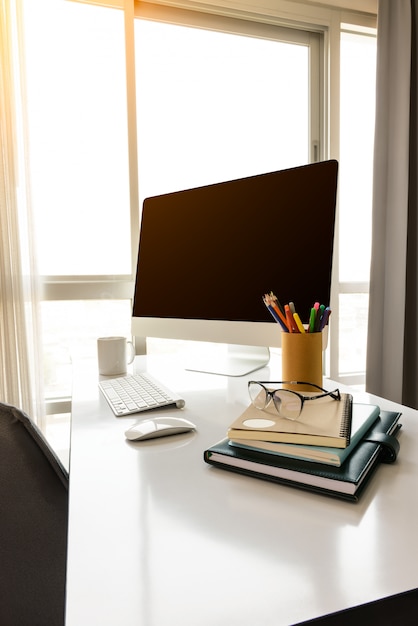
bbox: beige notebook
[227,393,353,448]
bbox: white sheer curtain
[0,0,44,422]
[366,0,418,407]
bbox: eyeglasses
[248,381,341,421]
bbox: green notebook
[204,410,402,502]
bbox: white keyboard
[99,372,185,417]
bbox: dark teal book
[229,403,380,467]
[204,410,402,502]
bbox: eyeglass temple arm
[248,381,341,402]
[303,389,341,401]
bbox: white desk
[65,353,418,625]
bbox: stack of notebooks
[204,392,402,502]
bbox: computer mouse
[124,416,196,441]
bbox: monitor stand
[184,344,270,377]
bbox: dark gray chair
[0,401,69,626]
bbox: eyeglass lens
[272,390,302,420]
[248,383,269,409]
[249,383,302,420]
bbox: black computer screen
[133,160,338,328]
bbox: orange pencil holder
[281,331,324,391]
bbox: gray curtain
[366,0,418,408]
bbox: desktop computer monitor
[132,160,338,376]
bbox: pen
[319,306,331,331]
[293,312,306,333]
[267,293,290,331]
[271,301,290,331]
[308,307,316,333]
[263,297,289,332]
[285,304,297,332]
[269,292,285,317]
[315,304,326,332]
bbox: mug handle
[127,341,135,364]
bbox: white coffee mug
[97,337,135,376]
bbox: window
[20,0,377,426]
[336,26,377,386]
[134,9,320,202]
[22,0,132,412]
[24,1,130,278]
